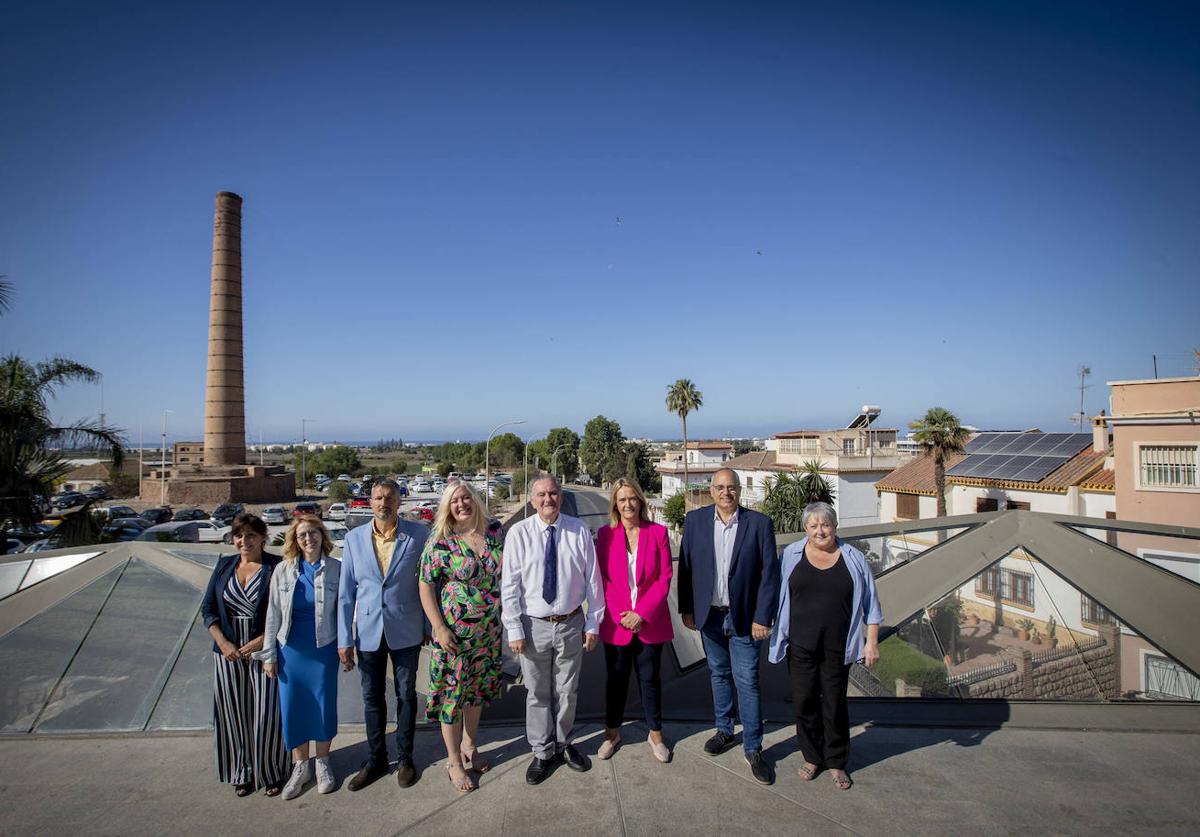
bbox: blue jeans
[700,609,764,753]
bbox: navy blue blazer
[201,552,282,653]
[678,505,780,637]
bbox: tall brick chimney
[203,191,247,467]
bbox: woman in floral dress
[418,480,504,792]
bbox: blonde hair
[430,480,488,543]
[608,478,653,528]
[283,515,334,563]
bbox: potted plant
[1030,628,1043,645]
[1045,616,1058,649]
[1016,617,1034,642]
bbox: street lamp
[300,419,316,498]
[551,444,570,485]
[160,409,173,505]
[484,419,526,513]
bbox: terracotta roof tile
[723,450,793,471]
[686,441,732,450]
[874,453,967,495]
[1079,468,1115,490]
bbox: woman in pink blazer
[595,478,674,763]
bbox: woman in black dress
[201,512,289,796]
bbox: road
[501,485,609,535]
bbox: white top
[501,512,605,641]
[712,508,739,607]
[627,543,638,608]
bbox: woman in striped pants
[201,513,289,796]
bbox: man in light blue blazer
[338,478,430,791]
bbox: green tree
[391,460,408,475]
[666,379,703,508]
[489,432,525,468]
[732,439,760,456]
[327,480,351,503]
[306,445,362,479]
[437,461,454,478]
[759,461,836,534]
[579,415,625,486]
[663,492,686,531]
[909,407,970,518]
[0,355,124,531]
[607,440,656,492]
[544,426,581,481]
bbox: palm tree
[759,460,836,533]
[1,355,124,532]
[908,407,970,518]
[665,379,703,509]
[0,275,12,315]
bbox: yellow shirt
[372,519,398,576]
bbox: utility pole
[300,419,315,498]
[138,422,144,498]
[160,409,173,505]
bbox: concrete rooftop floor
[2,720,1198,836]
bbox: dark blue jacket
[678,505,779,637]
[201,552,282,653]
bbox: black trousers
[788,643,852,769]
[357,644,420,767]
[603,637,664,731]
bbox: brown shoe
[396,758,417,788]
[347,761,387,792]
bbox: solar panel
[948,431,1092,484]
[965,433,999,453]
[1008,456,1065,482]
[995,434,1041,455]
[1047,434,1093,458]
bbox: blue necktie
[542,525,558,605]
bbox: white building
[656,441,733,498]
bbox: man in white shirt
[502,474,604,785]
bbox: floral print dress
[420,533,504,724]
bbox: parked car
[293,501,323,518]
[105,505,139,520]
[212,503,245,526]
[101,518,153,542]
[22,538,64,553]
[5,523,56,546]
[411,506,434,523]
[349,496,371,510]
[84,485,109,501]
[172,507,210,522]
[326,503,348,522]
[4,538,24,555]
[261,506,290,525]
[140,507,174,526]
[52,492,86,510]
[336,474,352,482]
[137,521,201,543]
[194,520,233,543]
[325,521,348,551]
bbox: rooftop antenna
[1074,365,1092,430]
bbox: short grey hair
[801,501,837,531]
[372,477,402,496]
[713,467,740,486]
[529,473,561,493]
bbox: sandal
[461,747,491,774]
[263,780,284,797]
[447,762,476,793]
[234,782,254,797]
[830,769,853,791]
[797,762,819,781]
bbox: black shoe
[395,757,417,788]
[562,744,590,772]
[745,750,774,785]
[525,756,555,785]
[347,760,388,792]
[703,730,736,755]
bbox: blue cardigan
[201,552,281,653]
[768,537,882,665]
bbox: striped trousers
[212,653,289,786]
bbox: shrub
[871,635,949,696]
[327,481,351,503]
[663,492,686,531]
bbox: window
[975,567,1035,608]
[1138,444,1199,489]
[745,476,754,488]
[1081,594,1117,626]
[896,493,920,520]
[1007,500,1031,511]
[843,439,856,455]
[976,498,999,512]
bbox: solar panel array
[947,432,1093,483]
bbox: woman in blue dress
[259,514,342,800]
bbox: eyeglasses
[713,485,740,494]
[297,530,322,539]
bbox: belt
[532,605,583,624]
[712,606,730,613]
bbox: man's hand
[263,662,277,678]
[583,632,599,652]
[681,613,696,631]
[620,611,644,632]
[338,647,355,672]
[509,639,527,655]
[750,622,771,641]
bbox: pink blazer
[596,521,674,646]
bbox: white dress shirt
[712,508,739,607]
[501,512,605,641]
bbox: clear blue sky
[2,1,1197,444]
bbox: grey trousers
[518,612,585,760]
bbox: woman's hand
[434,624,459,655]
[218,638,241,662]
[238,636,264,658]
[863,640,880,667]
[619,610,644,632]
[263,662,277,678]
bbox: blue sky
[2,1,1197,444]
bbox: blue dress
[278,559,338,749]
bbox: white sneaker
[281,760,313,800]
[315,757,335,794]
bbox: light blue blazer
[337,519,431,651]
[768,537,883,666]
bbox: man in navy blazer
[678,468,779,785]
[338,478,431,791]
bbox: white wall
[835,472,883,526]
